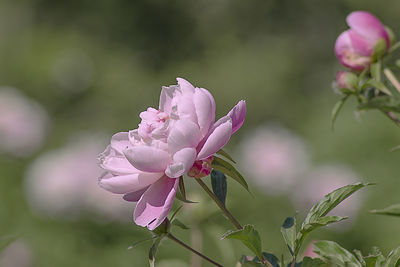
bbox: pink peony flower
[237,125,309,195]
[98,78,246,230]
[25,135,132,222]
[335,11,390,71]
[0,88,49,157]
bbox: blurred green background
[1,0,400,266]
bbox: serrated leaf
[331,96,349,130]
[217,149,236,163]
[370,203,400,217]
[295,183,371,254]
[384,246,400,267]
[212,156,249,192]
[171,219,189,230]
[302,256,329,267]
[221,225,262,260]
[313,240,362,267]
[281,217,296,256]
[211,170,227,206]
[149,237,163,267]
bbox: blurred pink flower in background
[24,135,131,222]
[237,125,309,195]
[335,11,390,71]
[0,88,49,157]
[291,164,363,229]
[0,239,34,267]
[98,78,246,230]
[303,242,318,259]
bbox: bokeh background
[1,0,400,266]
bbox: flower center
[187,156,214,178]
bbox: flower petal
[227,100,246,134]
[123,187,149,202]
[177,77,195,93]
[167,119,201,154]
[194,88,215,139]
[99,172,163,194]
[347,11,389,45]
[124,145,171,172]
[159,85,178,114]
[110,132,131,155]
[165,147,197,178]
[197,117,232,160]
[134,175,179,230]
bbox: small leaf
[370,203,400,217]
[302,257,328,267]
[331,96,349,130]
[217,149,236,163]
[212,156,249,192]
[171,219,189,230]
[211,170,227,206]
[175,190,197,203]
[362,80,392,96]
[371,61,382,81]
[221,225,263,260]
[313,240,362,267]
[372,39,387,61]
[262,252,280,267]
[295,183,371,254]
[128,236,157,250]
[383,246,400,267]
[281,217,296,256]
[149,237,163,267]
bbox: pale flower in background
[24,135,131,222]
[0,88,49,157]
[291,164,363,229]
[237,125,309,195]
[0,239,34,267]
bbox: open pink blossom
[98,78,246,230]
[335,11,390,71]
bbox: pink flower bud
[336,71,358,91]
[335,11,390,71]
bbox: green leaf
[128,236,157,250]
[149,237,163,267]
[295,183,371,254]
[217,149,236,163]
[313,240,362,267]
[221,225,263,260]
[175,190,197,203]
[281,217,296,256]
[358,96,400,113]
[362,79,392,96]
[211,170,227,206]
[171,219,189,230]
[370,203,400,217]
[353,249,366,265]
[372,38,387,61]
[365,247,386,267]
[302,257,329,267]
[212,156,249,192]
[384,246,400,267]
[331,95,349,130]
[371,61,382,81]
[262,252,280,267]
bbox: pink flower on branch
[335,11,390,71]
[98,78,246,230]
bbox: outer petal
[159,85,178,113]
[99,155,137,175]
[165,147,197,178]
[227,100,246,134]
[123,187,149,202]
[110,132,131,155]
[99,172,163,194]
[134,175,179,230]
[194,88,215,139]
[167,119,201,154]
[347,11,389,45]
[177,77,195,93]
[124,145,171,172]
[196,117,232,160]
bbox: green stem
[167,233,223,267]
[195,178,242,230]
[384,68,400,93]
